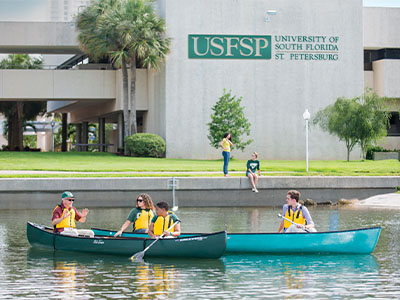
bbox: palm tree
[76,0,170,154]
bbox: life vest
[153,212,176,236]
[284,205,306,230]
[134,209,154,231]
[53,205,76,230]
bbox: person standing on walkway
[52,191,89,233]
[277,190,316,233]
[246,152,261,192]
[114,193,155,236]
[220,133,233,177]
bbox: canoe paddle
[130,219,181,262]
[277,213,310,233]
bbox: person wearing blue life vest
[277,190,316,233]
[148,202,181,238]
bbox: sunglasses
[137,199,144,202]
[64,198,75,202]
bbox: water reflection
[26,248,226,299]
[222,254,380,299]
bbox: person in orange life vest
[52,191,89,233]
[148,202,181,239]
[277,190,315,233]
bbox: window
[388,112,400,136]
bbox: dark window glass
[388,111,400,136]
[364,49,400,71]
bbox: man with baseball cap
[52,191,89,233]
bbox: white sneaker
[252,188,255,192]
[254,188,259,193]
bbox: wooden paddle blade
[130,251,145,262]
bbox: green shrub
[365,146,400,160]
[124,133,166,157]
[397,186,400,192]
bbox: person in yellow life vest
[148,202,181,238]
[52,191,89,233]
[115,193,155,236]
[277,190,316,233]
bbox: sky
[363,0,400,7]
[0,0,399,22]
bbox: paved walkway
[357,193,400,208]
[0,170,297,175]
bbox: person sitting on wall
[148,202,181,238]
[52,191,89,235]
[277,190,316,233]
[246,152,261,193]
[114,193,155,237]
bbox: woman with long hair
[114,193,155,236]
[220,133,233,177]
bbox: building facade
[0,0,399,158]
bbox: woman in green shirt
[114,193,155,236]
[246,152,261,193]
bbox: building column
[61,113,68,152]
[98,117,105,152]
[118,112,124,152]
[75,123,82,152]
[82,121,89,152]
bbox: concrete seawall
[1,176,399,209]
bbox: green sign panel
[188,34,271,59]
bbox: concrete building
[0,0,399,158]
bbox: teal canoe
[26,222,227,259]
[92,226,381,254]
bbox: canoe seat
[60,228,95,238]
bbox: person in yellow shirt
[220,133,233,177]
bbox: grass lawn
[0,152,399,177]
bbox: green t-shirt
[247,160,260,173]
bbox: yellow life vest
[54,205,76,229]
[153,213,175,236]
[134,209,154,230]
[284,205,306,230]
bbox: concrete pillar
[75,123,82,152]
[61,113,67,152]
[82,122,88,152]
[118,112,124,151]
[98,117,105,152]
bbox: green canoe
[26,222,227,259]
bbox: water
[1,206,400,299]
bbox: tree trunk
[16,102,23,151]
[7,102,24,151]
[61,113,67,152]
[121,56,130,155]
[129,57,137,136]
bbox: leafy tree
[312,92,390,161]
[356,92,390,159]
[207,90,252,151]
[0,54,45,151]
[76,0,170,155]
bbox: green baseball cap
[61,191,74,199]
